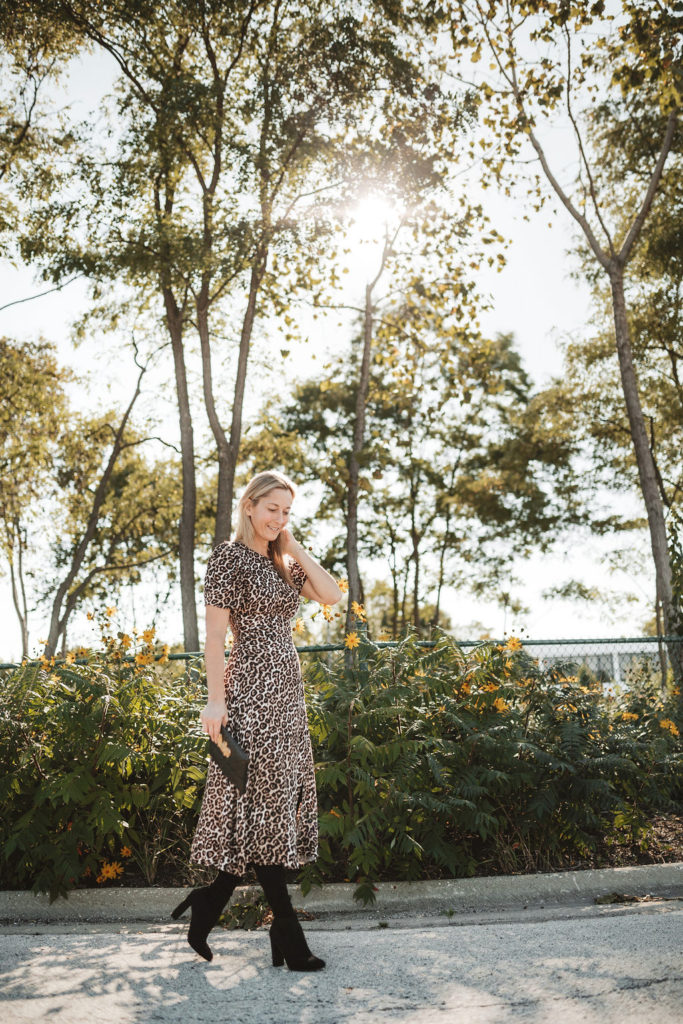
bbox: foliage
[299,631,682,903]
[0,337,182,655]
[0,618,208,902]
[0,338,71,652]
[444,0,682,648]
[245,299,582,633]
[2,628,680,904]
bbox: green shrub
[299,630,682,902]
[1,627,680,904]
[0,629,208,902]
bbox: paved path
[1,902,681,1023]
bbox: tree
[18,0,460,650]
[43,412,181,653]
[0,337,70,656]
[448,0,682,674]
[535,87,683,650]
[0,2,80,244]
[0,335,181,656]
[246,296,579,639]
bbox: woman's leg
[253,863,296,918]
[253,863,325,972]
[172,868,241,961]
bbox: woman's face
[247,487,292,544]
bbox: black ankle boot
[171,871,239,961]
[269,916,325,972]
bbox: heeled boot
[171,869,240,961]
[252,863,325,972]
[269,916,326,972]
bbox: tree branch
[0,274,84,313]
[618,107,679,265]
[562,24,614,256]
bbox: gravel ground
[0,901,681,1024]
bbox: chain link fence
[296,635,682,689]
[2,635,682,688]
[458,636,682,689]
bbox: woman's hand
[278,527,300,556]
[200,699,228,743]
[279,530,342,605]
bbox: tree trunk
[225,256,268,542]
[409,469,421,631]
[388,531,399,639]
[162,293,199,652]
[197,256,266,546]
[609,265,682,680]
[345,281,375,639]
[432,464,457,630]
[8,523,29,658]
[44,365,146,655]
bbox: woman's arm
[281,530,342,605]
[200,605,231,743]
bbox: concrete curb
[1,862,681,923]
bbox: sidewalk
[1,861,681,924]
[1,891,681,1023]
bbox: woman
[172,470,342,970]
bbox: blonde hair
[234,470,297,585]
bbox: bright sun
[345,195,400,280]
[349,195,397,245]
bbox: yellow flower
[659,718,680,736]
[503,636,523,652]
[414,668,426,677]
[351,601,366,621]
[65,651,76,664]
[337,579,349,593]
[159,643,169,664]
[621,712,639,722]
[481,682,499,692]
[142,628,155,644]
[135,651,154,666]
[493,697,509,713]
[120,634,132,650]
[120,846,132,858]
[460,680,471,695]
[97,860,124,882]
[344,632,360,650]
[86,612,94,621]
[321,604,334,622]
[105,607,116,617]
[293,618,305,635]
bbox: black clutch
[208,724,249,794]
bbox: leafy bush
[0,628,208,901]
[299,630,682,902]
[1,627,680,904]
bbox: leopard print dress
[189,539,318,875]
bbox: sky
[0,42,656,661]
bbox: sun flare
[349,195,397,245]
[344,194,401,281]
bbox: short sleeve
[203,541,240,609]
[287,557,307,595]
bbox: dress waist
[230,615,297,650]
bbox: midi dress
[189,539,319,875]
